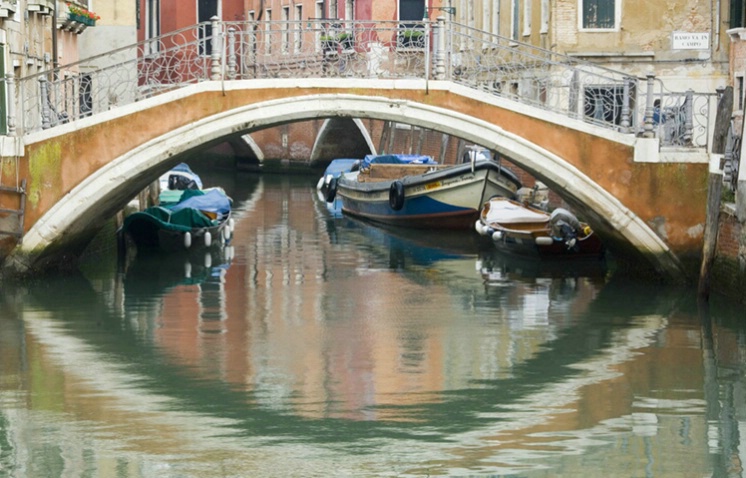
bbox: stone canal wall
[711,206,746,302]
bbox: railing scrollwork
[8,18,712,150]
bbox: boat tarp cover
[168,188,232,217]
[159,189,188,206]
[168,163,203,189]
[361,154,436,169]
[124,206,215,233]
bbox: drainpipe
[51,4,58,77]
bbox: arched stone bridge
[2,78,709,280]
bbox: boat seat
[484,200,550,224]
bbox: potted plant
[400,29,424,48]
[320,34,337,52]
[66,2,100,26]
[337,32,354,51]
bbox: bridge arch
[8,81,695,278]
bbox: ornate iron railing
[9,18,711,149]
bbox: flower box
[69,12,95,26]
[399,29,425,48]
[337,32,354,51]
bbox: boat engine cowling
[549,208,581,249]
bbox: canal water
[1,169,745,477]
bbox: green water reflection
[1,172,744,477]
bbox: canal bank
[709,203,746,302]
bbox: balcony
[27,0,54,15]
[0,0,17,18]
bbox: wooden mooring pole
[698,86,733,300]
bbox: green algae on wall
[27,141,63,208]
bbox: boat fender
[389,181,405,211]
[325,177,338,203]
[228,218,235,232]
[491,230,504,242]
[475,220,485,235]
[204,231,212,247]
[184,231,192,249]
[204,252,212,268]
[535,236,554,246]
[223,226,231,242]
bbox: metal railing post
[5,73,16,135]
[643,73,655,138]
[210,16,222,80]
[620,76,631,134]
[39,76,51,130]
[433,16,446,80]
[227,27,237,79]
[424,19,431,83]
[683,89,694,145]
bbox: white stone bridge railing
[6,18,716,150]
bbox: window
[1,41,7,135]
[265,9,272,54]
[731,0,745,28]
[582,0,615,29]
[145,0,160,54]
[541,0,549,33]
[345,0,353,20]
[198,0,218,56]
[523,0,531,36]
[492,0,500,36]
[282,6,290,54]
[294,5,303,53]
[511,0,519,40]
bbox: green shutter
[731,0,745,28]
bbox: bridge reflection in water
[0,172,741,477]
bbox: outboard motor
[549,208,582,250]
[168,174,199,191]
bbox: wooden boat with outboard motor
[475,196,604,258]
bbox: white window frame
[294,4,303,53]
[281,6,290,54]
[541,0,549,33]
[492,0,500,36]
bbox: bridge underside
[0,80,708,281]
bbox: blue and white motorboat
[326,153,521,230]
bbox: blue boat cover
[361,154,437,169]
[169,188,232,217]
[169,163,203,189]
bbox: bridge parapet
[8,18,714,150]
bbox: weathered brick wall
[711,209,746,302]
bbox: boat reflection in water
[121,246,234,321]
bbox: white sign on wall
[672,32,710,50]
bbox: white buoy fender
[204,231,212,247]
[475,220,485,235]
[184,231,192,249]
[491,230,503,242]
[535,236,554,246]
